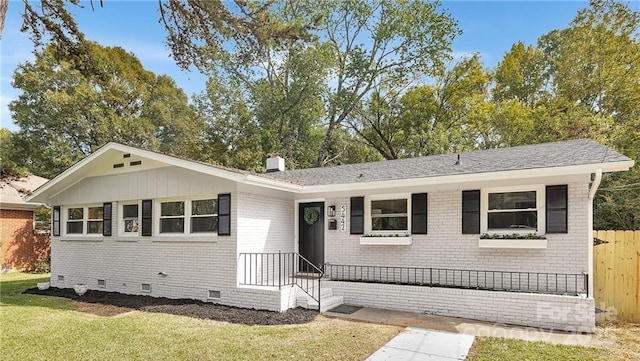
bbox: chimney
[266,156,285,173]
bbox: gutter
[588,168,603,200]
[586,168,603,299]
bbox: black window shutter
[411,193,428,234]
[218,193,231,236]
[53,206,61,236]
[350,197,364,235]
[103,202,112,236]
[546,185,568,233]
[141,199,152,236]
[462,190,480,234]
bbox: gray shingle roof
[262,139,631,186]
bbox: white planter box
[478,238,547,249]
[360,236,412,246]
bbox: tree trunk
[0,0,8,40]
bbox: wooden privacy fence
[593,230,640,323]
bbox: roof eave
[0,201,48,211]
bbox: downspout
[587,168,602,298]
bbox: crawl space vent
[208,290,221,299]
[57,275,65,282]
[141,283,152,293]
[97,279,106,288]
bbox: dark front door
[298,202,324,271]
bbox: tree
[0,128,27,178]
[190,0,459,167]
[312,0,459,165]
[493,41,548,106]
[399,54,491,157]
[0,0,7,39]
[539,0,640,146]
[10,43,203,178]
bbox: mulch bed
[24,287,317,325]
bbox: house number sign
[339,205,347,232]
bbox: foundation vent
[141,283,152,293]
[208,290,221,299]
[97,279,106,288]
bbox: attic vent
[130,160,142,166]
[97,279,106,288]
[141,283,152,292]
[123,153,131,158]
[57,275,65,282]
[113,163,125,168]
[208,290,221,299]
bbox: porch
[238,252,590,323]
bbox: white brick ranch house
[28,139,633,332]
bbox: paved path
[325,306,612,347]
[366,327,474,361]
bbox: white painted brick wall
[325,181,590,276]
[50,185,295,312]
[324,280,595,332]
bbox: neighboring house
[1,174,50,271]
[28,139,633,332]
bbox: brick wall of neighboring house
[0,209,51,271]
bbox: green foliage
[493,41,548,106]
[9,43,204,178]
[0,128,28,179]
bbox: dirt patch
[72,302,133,317]
[24,287,317,325]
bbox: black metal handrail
[238,252,323,311]
[324,263,588,296]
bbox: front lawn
[0,273,402,361]
[468,321,640,361]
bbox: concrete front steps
[297,286,344,312]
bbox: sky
[0,0,617,132]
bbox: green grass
[468,337,606,361]
[0,273,402,361]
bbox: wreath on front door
[304,208,320,225]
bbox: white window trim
[364,193,411,236]
[480,185,545,235]
[62,204,104,237]
[154,197,219,237]
[119,201,141,237]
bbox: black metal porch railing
[324,263,588,296]
[238,252,323,311]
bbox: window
[67,207,84,234]
[157,199,221,235]
[122,204,139,234]
[371,199,408,231]
[481,186,544,234]
[64,205,106,235]
[87,206,103,234]
[365,195,411,234]
[160,201,185,233]
[191,199,217,233]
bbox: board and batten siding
[50,166,237,205]
[322,181,590,276]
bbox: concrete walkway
[325,306,613,348]
[366,327,474,361]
